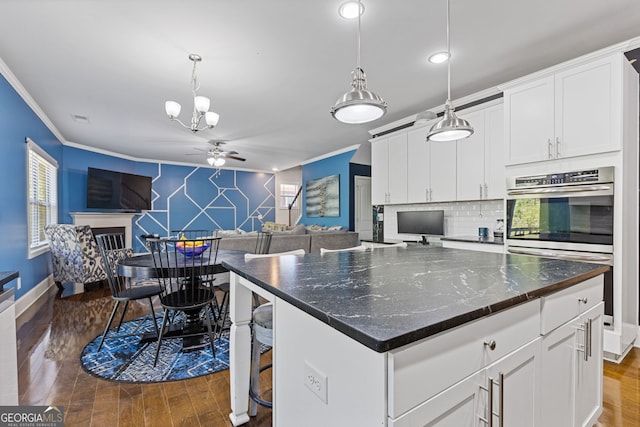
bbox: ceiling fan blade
[222,150,239,155]
[225,155,246,162]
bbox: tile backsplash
[382,199,505,242]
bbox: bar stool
[244,248,305,415]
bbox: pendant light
[426,0,473,142]
[330,0,387,124]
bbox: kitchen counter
[441,235,504,245]
[224,245,608,426]
[222,246,607,352]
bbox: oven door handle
[507,184,613,196]
[507,247,613,264]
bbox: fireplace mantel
[69,212,136,248]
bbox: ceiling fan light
[206,156,215,166]
[194,96,210,113]
[213,157,225,167]
[165,101,181,118]
[426,104,474,141]
[205,111,220,127]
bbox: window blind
[27,138,58,256]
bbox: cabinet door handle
[556,137,561,157]
[547,138,553,159]
[480,184,483,199]
[578,297,588,304]
[587,318,593,358]
[426,188,429,202]
[498,373,504,427]
[484,184,488,199]
[577,321,589,362]
[484,340,497,351]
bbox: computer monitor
[397,210,444,244]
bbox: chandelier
[165,54,220,133]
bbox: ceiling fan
[191,141,246,166]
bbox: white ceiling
[0,0,639,172]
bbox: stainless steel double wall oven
[506,167,615,323]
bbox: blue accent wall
[61,148,275,253]
[300,150,356,228]
[0,74,63,300]
[0,72,275,300]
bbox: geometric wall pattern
[132,163,275,252]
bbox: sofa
[217,226,359,254]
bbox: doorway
[354,176,372,241]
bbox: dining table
[117,249,246,349]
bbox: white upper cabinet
[504,54,622,165]
[407,125,457,203]
[371,137,389,205]
[371,134,408,205]
[406,127,429,203]
[456,104,505,201]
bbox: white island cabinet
[225,248,606,427]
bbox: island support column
[229,272,254,426]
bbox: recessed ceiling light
[428,51,450,64]
[272,167,279,172]
[339,1,364,19]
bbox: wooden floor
[16,285,640,426]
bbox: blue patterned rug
[80,313,234,383]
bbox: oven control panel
[512,167,614,188]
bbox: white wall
[383,199,505,242]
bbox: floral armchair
[44,224,107,292]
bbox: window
[27,138,58,258]
[279,183,299,209]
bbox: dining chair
[146,236,222,366]
[243,248,305,415]
[171,229,215,240]
[94,233,162,351]
[319,244,368,254]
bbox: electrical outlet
[16,278,21,290]
[303,361,328,404]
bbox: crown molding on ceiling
[300,144,361,165]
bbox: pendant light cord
[357,0,362,69]
[446,0,451,103]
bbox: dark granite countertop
[222,246,608,353]
[0,271,19,293]
[441,236,504,245]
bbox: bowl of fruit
[175,239,210,257]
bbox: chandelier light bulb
[339,1,364,19]
[205,111,220,127]
[165,101,181,118]
[194,96,210,113]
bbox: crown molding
[300,144,361,165]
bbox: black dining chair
[94,233,162,351]
[146,236,222,366]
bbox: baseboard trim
[14,275,55,318]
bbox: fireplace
[69,212,136,248]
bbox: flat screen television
[397,210,445,239]
[86,167,152,211]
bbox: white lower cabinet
[541,302,604,427]
[390,338,541,427]
[389,276,604,427]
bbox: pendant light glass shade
[331,1,387,124]
[331,67,387,124]
[426,102,473,141]
[426,0,473,142]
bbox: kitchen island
[222,246,609,426]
